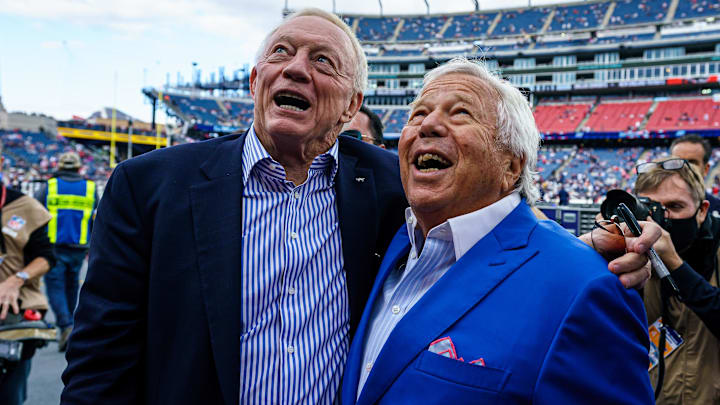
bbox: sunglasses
[635,158,703,185]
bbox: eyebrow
[413,92,475,110]
[272,34,341,59]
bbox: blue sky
[0,0,564,123]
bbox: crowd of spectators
[609,0,669,26]
[0,130,111,195]
[355,17,402,41]
[675,0,720,20]
[443,13,496,39]
[536,146,662,204]
[397,16,448,41]
[383,109,410,134]
[549,2,610,32]
[493,8,553,35]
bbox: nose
[419,109,447,138]
[282,51,312,83]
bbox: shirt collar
[405,192,521,261]
[242,124,340,184]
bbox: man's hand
[644,218,683,271]
[579,220,662,289]
[0,276,23,320]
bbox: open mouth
[274,91,310,112]
[414,153,451,172]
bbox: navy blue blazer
[343,202,654,404]
[61,132,407,405]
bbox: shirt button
[288,286,296,295]
[391,305,401,315]
[287,345,295,354]
[365,362,373,372]
[293,192,301,200]
[290,231,298,240]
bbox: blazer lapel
[189,132,247,405]
[336,145,379,337]
[342,228,410,404]
[357,202,540,405]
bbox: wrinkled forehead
[414,73,499,122]
[265,16,354,59]
[416,73,498,106]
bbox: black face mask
[664,206,701,254]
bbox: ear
[249,66,258,99]
[697,199,710,226]
[502,154,525,193]
[340,91,364,124]
[705,162,711,177]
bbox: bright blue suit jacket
[343,201,654,404]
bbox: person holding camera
[0,143,56,405]
[633,157,720,404]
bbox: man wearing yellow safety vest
[35,151,97,352]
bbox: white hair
[255,8,368,94]
[422,57,541,204]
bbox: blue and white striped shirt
[239,127,349,404]
[357,192,521,396]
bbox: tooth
[280,104,303,111]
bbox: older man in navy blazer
[342,59,654,404]
[62,9,657,405]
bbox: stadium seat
[548,2,610,32]
[533,103,592,134]
[583,101,652,132]
[609,0,669,26]
[384,109,410,134]
[396,16,448,41]
[355,17,402,41]
[493,8,552,36]
[674,0,720,20]
[442,13,497,39]
[645,98,720,131]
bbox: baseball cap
[58,151,81,170]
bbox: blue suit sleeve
[61,164,149,404]
[533,275,654,404]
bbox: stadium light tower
[378,0,383,16]
[472,0,479,11]
[424,0,430,15]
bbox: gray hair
[422,57,541,204]
[255,8,368,94]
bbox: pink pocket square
[428,336,485,366]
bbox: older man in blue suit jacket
[342,58,654,404]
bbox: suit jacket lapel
[189,132,247,405]
[357,202,540,405]
[342,228,410,404]
[336,143,379,337]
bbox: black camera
[600,189,667,227]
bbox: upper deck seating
[675,0,720,20]
[355,17,402,41]
[548,2,610,32]
[609,0,669,26]
[397,16,448,41]
[493,8,553,36]
[442,13,497,39]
